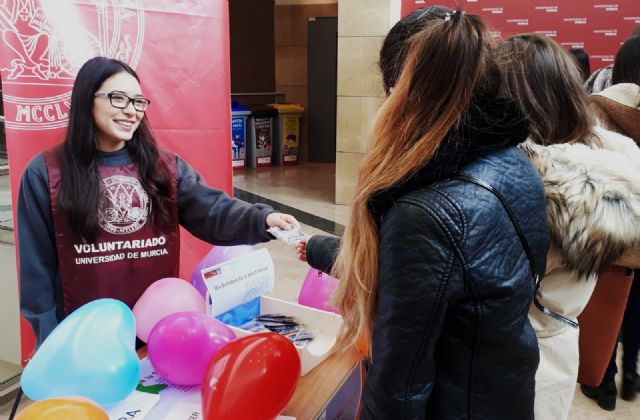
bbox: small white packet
[268,226,306,245]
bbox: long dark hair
[59,57,170,242]
[334,7,498,348]
[613,36,640,85]
[568,47,590,82]
[497,34,596,145]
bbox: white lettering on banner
[561,41,585,49]
[0,0,145,131]
[481,7,503,14]
[594,4,619,12]
[507,19,529,26]
[535,6,558,13]
[15,102,70,123]
[564,17,587,25]
[73,236,167,254]
[535,31,558,38]
[592,55,615,62]
[623,17,640,23]
[594,29,618,37]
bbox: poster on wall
[401,0,640,69]
[0,0,232,364]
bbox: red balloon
[201,333,300,420]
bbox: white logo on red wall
[0,0,145,131]
[99,174,149,235]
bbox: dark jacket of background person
[308,100,550,419]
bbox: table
[283,346,363,418]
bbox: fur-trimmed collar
[369,96,529,217]
[519,127,640,277]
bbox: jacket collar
[369,96,529,218]
[591,83,640,143]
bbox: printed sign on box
[202,248,275,317]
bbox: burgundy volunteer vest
[43,144,180,315]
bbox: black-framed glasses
[94,91,151,112]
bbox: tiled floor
[1,161,639,419]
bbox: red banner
[0,0,232,364]
[401,0,640,69]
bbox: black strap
[451,175,578,329]
[9,388,22,420]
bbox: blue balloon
[21,299,140,405]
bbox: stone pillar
[335,0,401,204]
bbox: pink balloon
[191,246,254,297]
[133,278,205,342]
[147,312,236,385]
[298,268,340,313]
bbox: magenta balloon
[133,278,205,343]
[190,245,254,296]
[147,312,236,385]
[298,268,340,313]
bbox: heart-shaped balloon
[298,268,340,313]
[133,277,206,342]
[202,333,300,420]
[147,311,236,385]
[21,299,139,405]
[15,397,108,419]
[191,245,253,296]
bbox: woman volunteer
[17,57,297,345]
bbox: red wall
[0,0,232,364]
[401,0,640,70]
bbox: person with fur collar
[581,35,640,408]
[498,34,640,420]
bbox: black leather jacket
[308,147,549,419]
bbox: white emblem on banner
[99,174,150,235]
[0,0,145,131]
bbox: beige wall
[335,0,400,204]
[275,2,338,161]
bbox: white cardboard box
[227,295,343,376]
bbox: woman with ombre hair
[306,7,550,419]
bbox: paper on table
[104,389,159,420]
[202,248,275,317]
[137,358,200,419]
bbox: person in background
[586,24,640,93]
[580,34,640,409]
[498,33,640,419]
[18,57,298,346]
[569,47,591,82]
[304,6,550,418]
